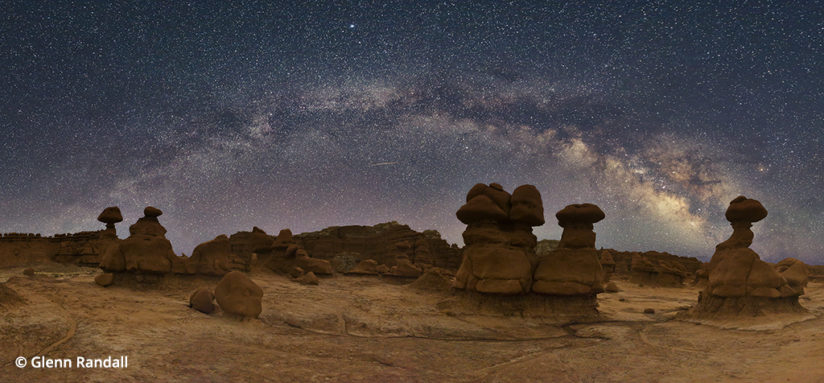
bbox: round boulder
[214,271,263,319]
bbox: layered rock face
[692,196,806,315]
[629,253,689,287]
[228,227,274,271]
[532,204,605,295]
[100,206,185,274]
[453,183,544,294]
[295,222,461,272]
[265,229,333,277]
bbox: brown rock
[294,222,461,271]
[347,259,380,275]
[23,268,34,277]
[454,184,542,295]
[100,206,182,275]
[97,206,123,230]
[189,287,215,314]
[509,185,545,226]
[296,271,319,285]
[144,206,163,218]
[689,196,805,316]
[214,271,262,319]
[94,272,114,287]
[605,281,620,293]
[532,203,605,296]
[188,235,246,276]
[289,267,305,278]
[775,258,809,295]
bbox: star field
[1,1,822,262]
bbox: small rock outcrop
[774,258,809,296]
[453,183,544,294]
[689,196,806,316]
[189,287,216,314]
[532,203,605,296]
[228,227,274,270]
[214,271,262,319]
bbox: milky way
[1,1,822,262]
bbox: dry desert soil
[2,265,824,382]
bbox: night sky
[1,1,822,263]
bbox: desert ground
[2,265,823,383]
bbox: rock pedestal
[453,183,544,295]
[532,204,605,296]
[690,196,806,316]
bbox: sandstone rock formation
[532,203,605,296]
[774,258,809,296]
[97,206,123,235]
[100,206,186,275]
[629,253,688,287]
[187,235,246,276]
[296,271,319,285]
[189,287,216,314]
[386,254,422,278]
[599,250,616,280]
[228,227,274,270]
[214,271,263,319]
[453,183,544,294]
[264,230,334,276]
[690,196,806,316]
[295,222,461,272]
[347,259,381,275]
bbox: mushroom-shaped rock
[144,206,163,218]
[717,196,767,250]
[555,204,604,249]
[509,185,545,226]
[725,196,768,223]
[214,271,262,319]
[689,196,805,316]
[189,287,216,314]
[97,207,123,230]
[456,195,508,224]
[532,203,605,296]
[100,207,181,275]
[453,183,542,295]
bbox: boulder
[296,271,319,285]
[214,271,263,319]
[189,287,215,314]
[94,272,114,287]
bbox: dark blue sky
[1,1,822,262]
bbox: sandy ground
[2,265,824,382]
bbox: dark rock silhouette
[189,287,216,314]
[97,206,123,234]
[295,222,461,272]
[215,271,262,318]
[629,253,688,287]
[263,230,334,276]
[453,183,544,294]
[532,204,605,295]
[689,196,806,316]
